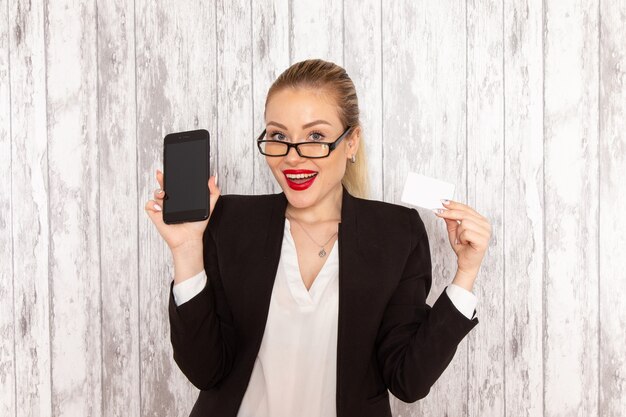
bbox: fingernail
[153,204,162,212]
[432,208,444,214]
[441,199,450,205]
[156,189,163,195]
[215,173,218,186]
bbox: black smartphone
[163,129,210,224]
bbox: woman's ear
[346,126,361,155]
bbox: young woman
[145,59,492,417]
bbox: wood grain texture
[216,0,254,195]
[344,0,383,201]
[290,0,343,64]
[543,0,599,415]
[135,1,216,415]
[251,0,289,196]
[503,0,545,416]
[599,1,626,415]
[97,0,140,416]
[46,1,101,415]
[466,0,505,416]
[382,2,468,416]
[9,1,52,416]
[0,0,15,415]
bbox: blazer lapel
[247,191,289,346]
[241,186,404,414]
[259,186,367,408]
[336,183,365,363]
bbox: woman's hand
[433,199,492,286]
[144,169,221,252]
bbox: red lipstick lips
[283,169,318,191]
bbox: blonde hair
[263,59,369,199]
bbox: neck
[285,183,343,225]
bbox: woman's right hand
[144,169,221,252]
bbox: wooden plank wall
[1,1,624,416]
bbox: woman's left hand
[433,199,492,277]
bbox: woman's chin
[281,180,343,210]
[284,188,317,208]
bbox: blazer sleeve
[375,208,479,403]
[168,196,237,390]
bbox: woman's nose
[284,145,305,163]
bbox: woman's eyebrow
[267,120,332,130]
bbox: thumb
[208,174,221,205]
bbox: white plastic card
[400,172,455,211]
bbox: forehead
[265,87,341,129]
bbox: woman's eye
[270,132,287,141]
[309,131,325,141]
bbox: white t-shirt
[236,217,339,416]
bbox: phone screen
[163,130,210,224]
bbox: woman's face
[263,87,359,210]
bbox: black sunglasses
[256,125,353,159]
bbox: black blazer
[168,185,479,417]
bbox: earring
[350,154,356,163]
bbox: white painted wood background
[0,0,624,416]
